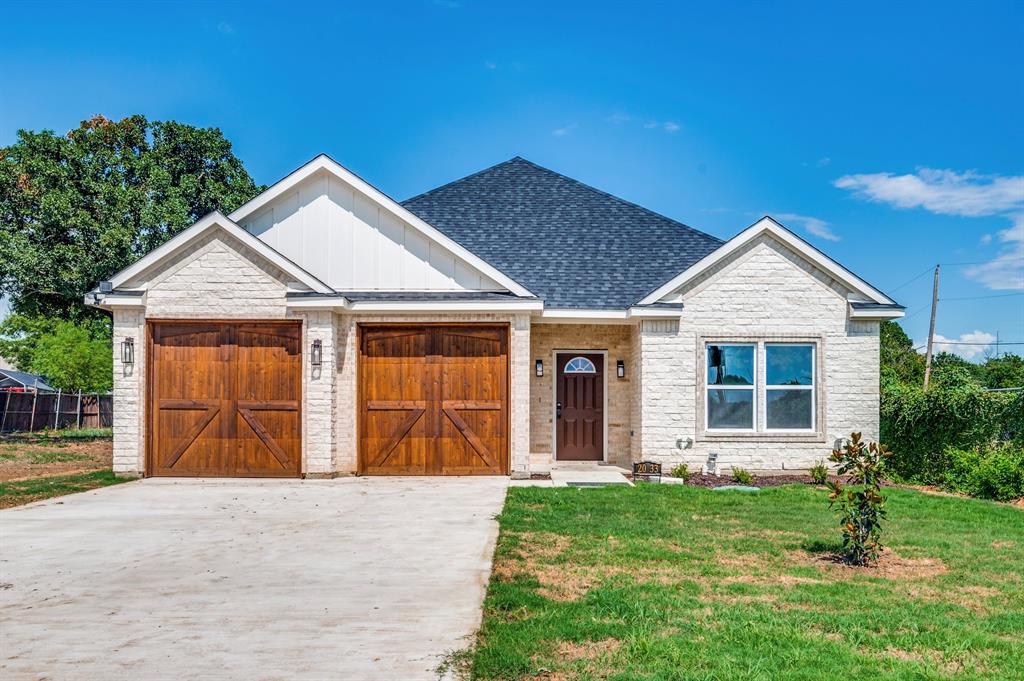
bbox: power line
[925,340,1024,346]
[940,292,1024,302]
[888,266,933,293]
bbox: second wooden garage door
[148,321,302,477]
[359,325,508,475]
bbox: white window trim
[704,343,757,433]
[697,336,825,443]
[564,356,598,374]
[764,343,816,433]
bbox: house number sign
[632,461,662,482]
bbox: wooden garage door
[148,321,302,477]
[359,325,508,476]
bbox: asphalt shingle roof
[401,157,724,309]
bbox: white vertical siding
[241,171,503,292]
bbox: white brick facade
[106,227,880,479]
[634,235,880,474]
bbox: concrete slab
[548,466,632,487]
[0,476,509,680]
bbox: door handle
[556,401,562,419]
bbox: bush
[827,432,890,565]
[880,378,1017,484]
[731,467,753,485]
[809,460,829,485]
[669,463,690,481]
[944,444,1024,501]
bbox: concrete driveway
[0,477,508,680]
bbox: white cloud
[551,124,577,137]
[965,213,1024,290]
[606,113,630,124]
[663,121,680,133]
[484,61,497,70]
[835,168,1024,290]
[643,121,659,129]
[816,157,831,167]
[216,21,235,34]
[919,330,997,361]
[980,233,992,245]
[775,212,840,241]
[834,168,1024,218]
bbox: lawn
[0,428,123,507]
[470,484,1024,680]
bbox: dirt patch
[795,548,948,580]
[555,638,622,662]
[879,647,969,675]
[991,540,1016,549]
[0,434,111,482]
[682,473,832,488]
[906,584,1004,615]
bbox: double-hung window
[705,341,817,433]
[765,343,815,430]
[705,344,756,430]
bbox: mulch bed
[679,473,833,488]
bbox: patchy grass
[472,484,1024,680]
[0,429,112,481]
[0,469,128,509]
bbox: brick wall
[111,230,335,476]
[528,324,635,470]
[637,235,880,474]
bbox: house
[87,155,903,478]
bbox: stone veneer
[528,324,635,471]
[109,228,880,479]
[634,234,880,474]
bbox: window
[704,341,817,433]
[766,344,815,430]
[564,356,597,373]
[705,344,755,430]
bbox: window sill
[698,431,826,444]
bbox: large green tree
[0,115,263,320]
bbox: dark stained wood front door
[359,325,508,475]
[149,321,302,477]
[556,353,604,461]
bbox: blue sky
[3,1,1022,359]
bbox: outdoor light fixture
[535,359,543,377]
[616,359,625,379]
[121,337,135,365]
[310,339,323,367]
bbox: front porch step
[549,464,633,488]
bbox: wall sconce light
[121,337,135,365]
[310,339,322,367]
[616,359,625,378]
[535,359,543,377]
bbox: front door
[556,353,604,461]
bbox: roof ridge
[401,156,525,205]
[407,155,723,245]
[503,157,724,244]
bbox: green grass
[6,427,112,441]
[24,450,92,464]
[472,484,1024,680]
[0,469,128,508]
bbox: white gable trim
[107,211,333,294]
[228,155,534,298]
[637,216,896,306]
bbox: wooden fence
[0,392,113,433]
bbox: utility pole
[923,264,940,389]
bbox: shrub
[944,443,1024,501]
[809,460,829,485]
[827,432,890,565]
[669,463,690,481]
[880,378,1015,484]
[731,467,753,485]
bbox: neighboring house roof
[0,369,57,393]
[401,157,724,309]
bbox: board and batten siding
[241,171,502,292]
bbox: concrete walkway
[0,477,509,680]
